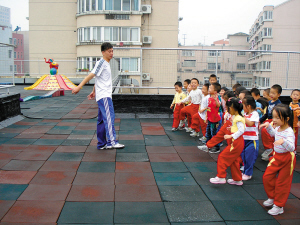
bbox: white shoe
[98,145,107,150]
[199,136,206,142]
[227,179,243,186]
[179,120,185,128]
[185,127,193,133]
[107,143,125,149]
[268,205,284,215]
[210,176,226,184]
[190,131,199,137]
[263,198,274,207]
[262,149,273,157]
[242,174,252,181]
[172,128,177,132]
[197,145,208,152]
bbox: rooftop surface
[0,86,299,224]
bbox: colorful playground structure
[24,58,77,91]
[22,89,65,102]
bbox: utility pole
[203,36,208,46]
[183,34,187,46]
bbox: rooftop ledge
[76,41,142,46]
[76,10,143,18]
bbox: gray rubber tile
[71,130,96,135]
[172,223,225,225]
[78,162,115,173]
[144,136,172,147]
[47,129,73,135]
[151,162,189,173]
[32,139,64,146]
[3,138,37,145]
[114,202,169,224]
[171,140,198,146]
[165,130,193,140]
[61,139,91,146]
[192,172,220,185]
[0,184,28,200]
[48,152,84,161]
[164,201,223,223]
[225,220,280,225]
[154,172,197,186]
[0,133,19,138]
[116,145,146,153]
[158,185,209,202]
[116,140,145,146]
[116,153,149,162]
[185,162,217,173]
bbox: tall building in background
[12,32,25,76]
[29,0,179,93]
[248,0,300,90]
[0,5,13,78]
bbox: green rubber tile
[47,129,73,135]
[35,122,58,126]
[242,184,296,200]
[114,202,169,224]
[171,140,198,146]
[192,172,220,185]
[118,130,143,135]
[51,126,76,130]
[1,160,44,171]
[71,130,96,135]
[144,136,172,147]
[292,171,300,183]
[172,223,225,225]
[6,124,32,129]
[185,162,217,173]
[48,152,84,161]
[61,139,91,146]
[58,202,114,224]
[117,140,145,146]
[254,159,269,172]
[78,162,115,173]
[140,118,161,122]
[201,184,253,201]
[151,162,189,173]
[165,130,193,140]
[116,153,149,162]
[116,145,146,153]
[226,221,280,225]
[0,184,28,200]
[0,133,19,138]
[159,185,209,201]
[212,199,274,221]
[154,172,197,186]
[32,139,64,146]
[3,138,37,145]
[0,138,10,144]
[164,201,223,223]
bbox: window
[98,0,103,10]
[92,0,96,10]
[263,28,272,37]
[9,38,12,44]
[262,61,271,70]
[17,52,19,59]
[84,27,90,41]
[183,60,196,67]
[86,0,90,11]
[8,50,12,58]
[208,51,221,57]
[120,58,139,72]
[208,63,221,70]
[14,65,17,72]
[259,16,263,25]
[21,52,23,59]
[236,78,252,87]
[263,11,273,20]
[258,77,270,87]
[237,63,246,70]
[14,52,16,59]
[105,14,129,20]
[262,44,271,51]
[182,50,195,57]
[237,51,246,56]
[131,0,139,11]
[14,38,16,45]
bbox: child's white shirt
[181,89,202,105]
[266,125,295,153]
[199,94,209,120]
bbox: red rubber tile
[277,219,300,225]
[1,160,45,171]
[115,185,161,202]
[42,119,61,123]
[55,146,87,153]
[89,139,97,146]
[0,171,37,184]
[40,134,69,139]
[62,114,82,119]
[0,145,25,152]
[290,183,300,198]
[0,200,15,220]
[67,185,115,202]
[115,173,156,185]
[24,145,58,152]
[14,133,44,139]
[57,122,80,126]
[77,123,95,127]
[18,184,71,201]
[116,162,152,173]
[22,126,53,134]
[115,126,120,131]
[141,122,162,127]
[82,152,116,162]
[148,153,182,162]
[40,161,80,172]
[146,146,177,154]
[73,172,115,185]
[115,118,121,123]
[0,151,20,160]
[14,151,53,161]
[29,171,76,185]
[118,135,144,140]
[2,200,64,223]
[178,152,215,162]
[74,126,96,130]
[0,128,28,133]
[174,146,200,153]
[86,146,116,153]
[142,127,166,135]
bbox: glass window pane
[114,0,121,10]
[97,27,101,40]
[131,28,138,41]
[122,58,129,71]
[92,0,96,10]
[86,0,90,11]
[98,0,103,10]
[113,27,118,41]
[122,28,128,41]
[130,58,138,71]
[105,0,112,10]
[93,27,97,40]
[104,27,110,41]
[82,0,85,11]
[131,0,139,11]
[123,0,130,11]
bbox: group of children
[171,75,300,215]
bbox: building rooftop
[0,86,299,223]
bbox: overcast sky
[0,0,288,45]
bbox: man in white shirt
[72,42,124,150]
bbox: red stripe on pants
[217,135,244,181]
[191,113,207,135]
[294,127,298,149]
[263,152,296,207]
[206,120,232,148]
[172,104,184,128]
[261,119,274,150]
[180,104,199,127]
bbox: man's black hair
[174,81,182,87]
[101,42,113,52]
[191,78,199,84]
[271,84,282,94]
[184,79,191,85]
[250,88,260,96]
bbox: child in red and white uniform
[259,104,296,216]
[178,78,202,131]
[209,97,245,185]
[289,89,300,149]
[241,96,260,181]
[190,83,209,137]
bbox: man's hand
[259,122,269,129]
[87,91,95,100]
[72,86,81,95]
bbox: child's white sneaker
[242,174,252,181]
[210,176,226,184]
[263,198,274,207]
[197,145,208,152]
[190,131,199,137]
[268,205,284,215]
[199,136,206,142]
[172,128,177,132]
[227,179,243,186]
[185,127,193,133]
[178,120,185,128]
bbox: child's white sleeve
[281,129,295,152]
[232,122,245,140]
[266,124,276,137]
[181,95,191,104]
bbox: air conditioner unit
[141,5,151,14]
[143,36,152,44]
[142,73,150,81]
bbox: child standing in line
[259,104,295,216]
[183,79,191,95]
[260,84,282,161]
[263,88,272,102]
[209,97,245,185]
[170,82,187,131]
[251,88,264,118]
[289,89,300,149]
[190,83,209,137]
[241,96,260,181]
[178,78,202,131]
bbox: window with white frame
[14,65,17,72]
[262,61,271,70]
[78,0,139,13]
[237,63,246,70]
[182,50,195,57]
[10,65,13,72]
[236,78,252,87]
[208,51,221,57]
[258,77,270,87]
[105,14,129,20]
[259,16,263,25]
[183,60,196,67]
[8,50,12,58]
[118,58,139,72]
[237,51,246,56]
[262,44,271,51]
[208,63,221,70]
[263,28,272,37]
[263,11,273,20]
[14,52,16,59]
